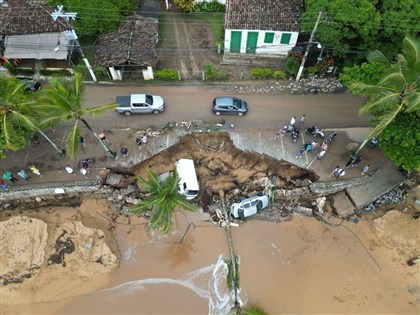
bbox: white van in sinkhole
[175,159,199,200]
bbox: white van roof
[175,159,199,191]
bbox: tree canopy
[302,0,419,62]
[347,36,420,169]
[47,0,137,36]
[130,169,197,233]
[377,113,420,171]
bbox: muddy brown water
[2,201,418,315]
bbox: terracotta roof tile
[225,0,303,32]
[0,0,65,35]
[94,14,158,67]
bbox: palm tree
[351,36,420,154]
[130,168,197,233]
[35,73,117,157]
[0,77,65,156]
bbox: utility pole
[51,5,97,82]
[295,11,323,82]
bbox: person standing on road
[290,116,296,126]
[361,164,370,175]
[3,171,17,183]
[80,168,89,178]
[329,166,340,178]
[336,168,345,179]
[79,136,86,149]
[296,147,305,159]
[99,132,110,144]
[18,169,29,180]
[30,165,42,177]
[121,147,129,157]
[299,114,306,126]
[317,150,326,160]
[0,179,9,190]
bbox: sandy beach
[1,196,419,315]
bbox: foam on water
[100,254,236,314]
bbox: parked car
[115,93,165,115]
[212,96,248,116]
[16,77,41,91]
[230,195,269,219]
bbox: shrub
[305,66,320,75]
[174,0,195,12]
[272,70,286,79]
[155,69,179,81]
[73,64,89,78]
[194,0,225,12]
[285,57,300,75]
[250,68,273,80]
[204,64,230,81]
[93,66,109,80]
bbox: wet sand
[1,202,419,315]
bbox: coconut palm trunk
[37,130,66,156]
[79,117,116,158]
[220,193,241,311]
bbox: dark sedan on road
[212,96,248,116]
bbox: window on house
[264,32,274,44]
[280,33,292,44]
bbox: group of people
[1,166,42,190]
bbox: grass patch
[187,13,224,42]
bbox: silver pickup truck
[115,94,165,116]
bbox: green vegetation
[272,70,286,79]
[155,69,179,81]
[349,36,420,170]
[302,0,419,63]
[285,57,300,75]
[0,77,65,158]
[35,73,117,157]
[204,64,230,81]
[250,68,273,80]
[194,0,225,12]
[241,305,269,315]
[47,0,137,36]
[225,255,240,291]
[130,168,198,233]
[377,113,420,171]
[339,61,387,88]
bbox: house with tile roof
[93,13,158,81]
[224,0,303,58]
[0,0,73,72]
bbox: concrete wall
[224,29,298,55]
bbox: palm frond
[84,103,117,117]
[1,115,20,150]
[404,91,420,113]
[367,50,390,65]
[66,123,81,157]
[367,104,404,139]
[358,92,401,115]
[379,68,407,91]
[401,36,420,71]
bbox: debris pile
[361,183,407,214]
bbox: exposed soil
[133,132,319,210]
[156,7,255,79]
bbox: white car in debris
[230,195,269,219]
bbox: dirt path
[157,9,234,80]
